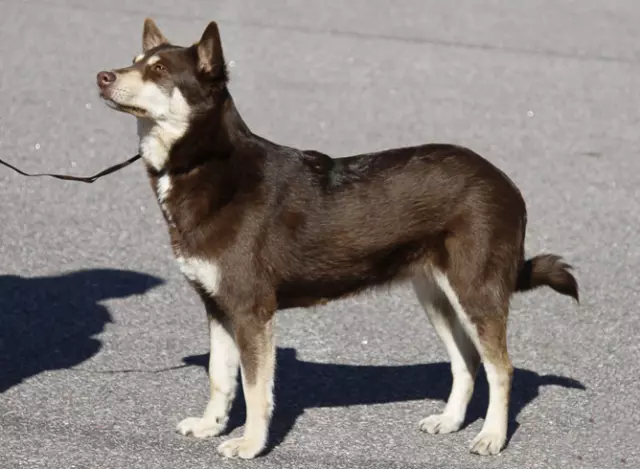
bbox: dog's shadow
[183,347,585,453]
[0,269,163,393]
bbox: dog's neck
[137,117,186,172]
[137,92,252,175]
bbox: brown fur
[97,19,579,459]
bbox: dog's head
[96,19,228,121]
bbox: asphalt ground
[1,1,639,468]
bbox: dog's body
[97,19,579,459]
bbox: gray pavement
[1,1,639,468]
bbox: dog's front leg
[217,311,276,459]
[177,296,240,438]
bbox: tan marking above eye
[147,55,161,66]
[133,54,145,63]
[151,63,167,73]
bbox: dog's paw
[176,416,225,439]
[469,429,506,456]
[419,413,463,434]
[217,436,264,459]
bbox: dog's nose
[96,71,116,88]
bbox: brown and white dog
[96,19,579,459]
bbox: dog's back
[259,143,525,305]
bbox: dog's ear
[196,21,226,78]
[142,18,169,53]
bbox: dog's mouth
[105,100,148,118]
[100,92,148,118]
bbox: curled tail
[516,254,579,303]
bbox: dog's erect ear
[196,22,225,76]
[143,18,169,53]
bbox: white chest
[176,256,222,296]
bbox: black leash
[0,154,141,183]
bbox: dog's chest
[150,175,222,294]
[176,255,222,296]
[138,133,177,223]
[138,121,224,297]
[153,176,222,296]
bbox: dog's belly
[275,266,411,310]
[276,295,331,310]
[274,233,441,310]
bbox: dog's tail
[515,254,579,303]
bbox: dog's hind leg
[464,312,513,456]
[177,295,240,438]
[430,266,514,456]
[413,270,480,435]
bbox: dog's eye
[153,63,167,73]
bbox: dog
[96,19,579,459]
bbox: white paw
[469,429,506,456]
[217,436,264,459]
[419,413,463,434]
[176,416,225,439]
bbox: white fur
[156,174,171,203]
[177,317,240,439]
[147,55,161,65]
[469,362,509,455]
[413,272,477,435]
[176,257,222,297]
[108,70,191,171]
[217,321,275,459]
[136,87,191,171]
[430,269,482,349]
[426,269,509,456]
[155,174,173,223]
